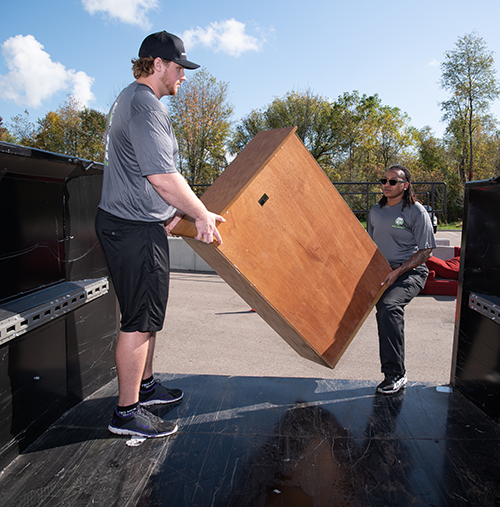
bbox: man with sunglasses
[367,165,436,394]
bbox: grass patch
[438,221,463,230]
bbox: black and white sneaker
[139,379,183,406]
[376,373,407,395]
[108,406,178,438]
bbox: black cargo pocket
[101,228,123,240]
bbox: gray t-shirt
[99,82,178,221]
[367,201,436,266]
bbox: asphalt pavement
[154,231,462,386]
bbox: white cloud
[182,19,266,57]
[0,34,95,109]
[428,59,439,67]
[82,0,159,29]
[71,71,96,107]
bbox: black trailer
[0,142,118,469]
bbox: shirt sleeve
[129,109,178,177]
[367,208,374,238]
[412,204,437,250]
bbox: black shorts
[95,208,170,333]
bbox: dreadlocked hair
[379,164,417,210]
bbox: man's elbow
[422,248,433,262]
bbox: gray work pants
[375,266,428,377]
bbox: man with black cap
[95,31,225,438]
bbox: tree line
[1,95,107,162]
[2,32,499,224]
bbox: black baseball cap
[139,31,200,70]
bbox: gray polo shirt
[99,82,178,222]
[367,201,436,266]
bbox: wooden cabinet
[172,127,391,368]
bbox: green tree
[469,120,500,181]
[329,91,365,180]
[230,90,338,168]
[36,108,72,154]
[373,105,417,168]
[440,32,500,182]
[77,107,107,161]
[8,97,107,161]
[36,96,106,161]
[168,68,233,186]
[8,110,37,146]
[230,89,418,187]
[411,127,456,222]
[262,90,338,165]
[330,92,417,181]
[415,126,450,176]
[230,108,267,153]
[0,116,15,142]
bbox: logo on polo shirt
[392,217,405,229]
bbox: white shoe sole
[377,376,407,394]
[108,423,178,438]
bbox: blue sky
[2,0,500,138]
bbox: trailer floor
[1,374,499,506]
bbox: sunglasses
[380,178,406,186]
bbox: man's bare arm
[147,172,225,244]
[382,248,433,288]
